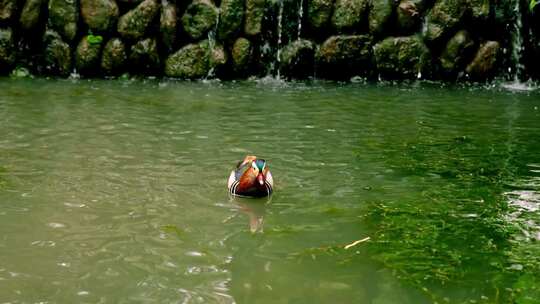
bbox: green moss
[307,0,333,29]
[10,66,30,78]
[117,0,160,40]
[530,0,538,11]
[86,34,103,45]
[217,0,244,40]
[181,0,218,40]
[244,0,265,36]
[331,0,369,32]
[165,41,211,78]
[373,36,431,79]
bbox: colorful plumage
[228,155,273,197]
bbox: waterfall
[205,10,220,79]
[297,0,304,39]
[510,0,525,81]
[503,0,536,90]
[260,42,274,76]
[276,0,284,79]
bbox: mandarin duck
[228,155,273,197]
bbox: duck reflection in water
[227,196,270,233]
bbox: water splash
[69,68,80,80]
[255,75,287,88]
[501,79,538,91]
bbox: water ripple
[1,79,539,303]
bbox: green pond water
[1,78,540,304]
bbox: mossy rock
[117,0,160,41]
[231,37,252,74]
[76,35,103,76]
[0,27,15,74]
[307,0,334,30]
[423,0,467,45]
[101,38,127,75]
[396,0,422,34]
[19,0,45,31]
[43,30,72,76]
[368,0,394,37]
[165,39,226,79]
[440,30,475,75]
[244,0,265,36]
[279,39,315,79]
[331,0,369,33]
[218,0,244,40]
[209,42,227,69]
[373,35,431,79]
[165,42,209,79]
[129,38,160,74]
[467,0,489,21]
[465,41,500,80]
[48,0,79,41]
[316,35,373,79]
[81,0,119,33]
[181,0,218,40]
[160,0,177,53]
[0,0,18,23]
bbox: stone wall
[0,0,538,80]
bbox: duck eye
[251,162,258,169]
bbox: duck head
[251,159,267,186]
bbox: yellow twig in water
[344,237,371,249]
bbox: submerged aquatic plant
[160,224,184,238]
[346,115,540,302]
[0,166,7,189]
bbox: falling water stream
[510,0,525,81]
[205,10,221,79]
[503,0,537,90]
[297,0,304,39]
[275,0,284,79]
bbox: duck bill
[257,173,265,186]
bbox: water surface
[1,78,539,303]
